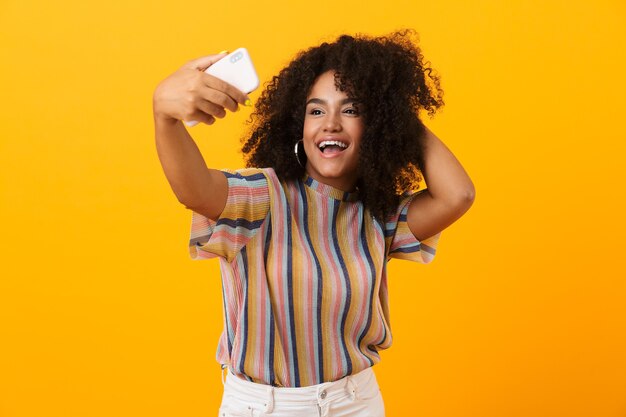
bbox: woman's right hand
[152,53,250,126]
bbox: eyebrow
[306,98,357,106]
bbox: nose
[323,112,342,132]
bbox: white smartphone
[185,47,259,127]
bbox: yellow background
[1,1,625,416]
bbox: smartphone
[185,47,259,127]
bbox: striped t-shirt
[189,167,440,387]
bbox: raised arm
[406,127,475,241]
[152,53,250,220]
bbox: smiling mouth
[318,140,348,155]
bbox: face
[302,71,364,191]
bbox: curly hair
[241,29,444,221]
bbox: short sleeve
[386,192,441,264]
[188,168,270,262]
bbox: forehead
[306,71,350,100]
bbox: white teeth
[318,140,348,149]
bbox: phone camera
[230,52,243,64]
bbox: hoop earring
[294,140,307,168]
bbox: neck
[304,168,357,192]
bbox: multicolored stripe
[189,168,440,387]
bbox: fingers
[185,52,229,72]
[196,98,227,120]
[190,88,239,125]
[180,78,244,126]
[168,52,252,126]
[201,73,250,106]
[194,113,216,126]
[182,104,216,126]
[202,88,239,113]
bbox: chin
[309,163,358,188]
[312,164,346,179]
[317,169,344,179]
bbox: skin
[405,128,475,241]
[153,53,475,242]
[302,71,364,192]
[153,53,247,221]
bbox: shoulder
[386,190,423,224]
[219,167,281,188]
[222,167,273,179]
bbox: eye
[344,107,359,116]
[309,108,323,115]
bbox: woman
[153,30,474,417]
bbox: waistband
[221,366,380,412]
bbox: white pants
[218,366,385,417]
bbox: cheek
[301,123,316,154]
[350,123,364,146]
[349,117,364,135]
[302,119,316,139]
